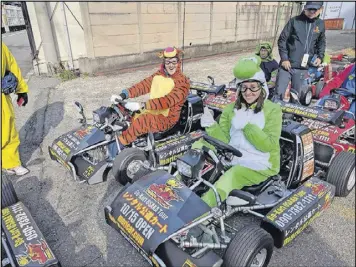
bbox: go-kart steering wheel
[330,88,356,97]
[203,135,242,157]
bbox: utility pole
[34,2,58,74]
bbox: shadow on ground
[19,101,64,166]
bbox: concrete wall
[27,2,86,74]
[79,1,299,74]
[27,1,300,75]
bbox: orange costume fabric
[119,55,190,145]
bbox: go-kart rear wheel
[300,86,313,106]
[223,225,273,267]
[113,148,147,185]
[1,174,19,209]
[326,151,355,197]
[315,81,325,98]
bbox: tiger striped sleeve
[144,75,190,110]
[127,72,157,98]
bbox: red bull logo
[146,179,184,209]
[16,239,54,266]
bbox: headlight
[177,159,192,178]
[93,112,100,123]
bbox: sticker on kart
[276,100,345,126]
[155,130,205,165]
[106,170,210,254]
[203,89,236,111]
[261,177,335,248]
[1,202,58,267]
[49,125,106,163]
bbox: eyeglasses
[240,86,261,93]
[164,60,178,66]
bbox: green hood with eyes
[255,41,274,62]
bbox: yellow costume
[1,42,29,169]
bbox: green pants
[192,139,277,207]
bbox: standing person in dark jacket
[275,1,326,99]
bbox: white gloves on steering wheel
[200,107,216,128]
[110,94,122,104]
[124,102,143,112]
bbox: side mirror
[207,76,215,85]
[75,101,84,114]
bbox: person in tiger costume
[111,47,190,146]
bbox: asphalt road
[3,29,355,267]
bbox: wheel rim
[126,160,143,179]
[305,90,312,104]
[347,167,355,191]
[251,248,267,267]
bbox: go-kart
[105,119,342,267]
[276,96,355,195]
[1,174,61,267]
[48,85,226,185]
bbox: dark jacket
[278,12,326,69]
[261,60,279,82]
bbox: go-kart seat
[241,175,280,194]
[152,95,192,140]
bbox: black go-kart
[104,119,338,267]
[1,174,60,267]
[48,84,226,185]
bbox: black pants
[275,67,308,98]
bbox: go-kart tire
[113,148,147,185]
[326,151,355,197]
[1,174,19,209]
[223,225,274,267]
[300,86,313,106]
[315,81,325,99]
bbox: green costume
[255,42,279,89]
[195,56,283,207]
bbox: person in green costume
[255,41,279,92]
[194,55,283,207]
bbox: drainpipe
[63,2,74,70]
[34,2,58,73]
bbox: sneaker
[6,166,30,176]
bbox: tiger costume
[118,47,190,145]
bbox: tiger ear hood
[158,47,184,59]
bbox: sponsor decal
[73,126,95,139]
[146,179,184,209]
[16,239,54,266]
[108,190,170,249]
[301,133,314,180]
[2,203,55,266]
[204,91,236,110]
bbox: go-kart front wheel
[326,151,355,197]
[300,86,313,106]
[113,148,147,185]
[315,81,325,98]
[223,225,274,267]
